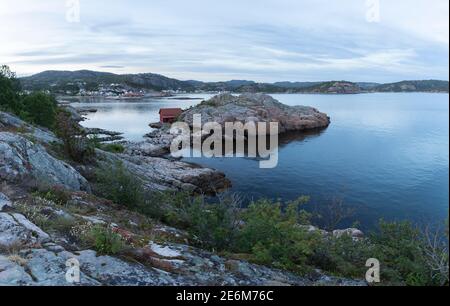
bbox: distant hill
[297,81,361,94]
[19,70,449,94]
[20,70,194,92]
[20,70,123,91]
[373,80,449,93]
[273,81,323,89]
[356,82,380,90]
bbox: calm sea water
[70,93,449,230]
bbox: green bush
[169,195,320,272]
[45,216,78,235]
[94,162,146,210]
[99,143,125,154]
[0,65,22,114]
[55,109,96,163]
[82,225,125,255]
[309,220,448,286]
[35,185,72,206]
[235,198,320,272]
[21,92,58,129]
[369,221,434,286]
[309,234,372,277]
[182,197,240,250]
[1,66,59,129]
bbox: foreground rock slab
[142,241,366,286]
[98,150,231,194]
[0,111,59,144]
[0,132,90,192]
[0,212,50,247]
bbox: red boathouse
[159,108,183,123]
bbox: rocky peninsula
[126,93,330,157]
[179,93,330,133]
[0,96,370,286]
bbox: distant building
[159,108,182,123]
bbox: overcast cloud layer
[0,0,448,82]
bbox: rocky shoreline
[1,110,229,195]
[1,96,368,286]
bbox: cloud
[0,0,448,81]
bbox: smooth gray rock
[0,132,90,191]
[144,241,366,286]
[0,247,182,286]
[0,212,50,247]
[98,149,230,194]
[0,111,60,144]
[0,255,34,285]
[23,249,99,286]
[76,250,184,286]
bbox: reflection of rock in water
[198,126,329,161]
[278,127,328,147]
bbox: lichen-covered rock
[0,111,60,144]
[0,212,50,247]
[0,196,366,286]
[0,132,90,191]
[179,93,330,134]
[124,138,171,157]
[76,250,185,286]
[98,150,230,194]
[138,241,367,286]
[0,255,35,285]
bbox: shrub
[21,92,58,129]
[55,109,96,163]
[421,223,449,286]
[94,162,146,210]
[168,194,319,272]
[0,65,22,114]
[182,196,241,250]
[94,162,186,221]
[99,143,125,154]
[35,186,72,206]
[236,198,320,272]
[309,234,372,278]
[45,216,78,235]
[369,221,434,286]
[309,220,449,286]
[82,225,125,255]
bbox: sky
[0,0,448,82]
